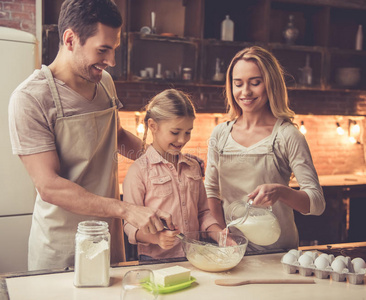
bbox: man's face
[71,23,121,83]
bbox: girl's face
[231,59,268,115]
[149,117,194,162]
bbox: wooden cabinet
[42,0,366,111]
[120,0,366,91]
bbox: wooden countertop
[290,174,366,188]
[2,251,365,300]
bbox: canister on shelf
[182,68,192,81]
[74,220,110,287]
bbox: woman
[205,46,325,252]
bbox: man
[8,0,173,271]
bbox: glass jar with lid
[74,220,110,287]
[182,68,192,81]
[225,197,281,246]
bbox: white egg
[331,259,346,273]
[303,251,317,260]
[314,256,329,269]
[335,255,346,262]
[288,249,301,259]
[298,254,313,267]
[319,253,332,263]
[282,252,297,264]
[352,257,366,273]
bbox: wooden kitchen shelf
[42,0,366,111]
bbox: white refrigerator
[0,27,38,273]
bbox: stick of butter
[153,265,191,287]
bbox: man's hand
[157,229,180,249]
[124,202,174,234]
[185,153,205,176]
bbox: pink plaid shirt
[123,146,218,259]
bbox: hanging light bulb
[349,136,357,144]
[300,121,307,135]
[137,123,145,134]
[336,122,344,135]
[351,121,360,135]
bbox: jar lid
[77,220,109,235]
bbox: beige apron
[28,65,124,270]
[218,119,298,252]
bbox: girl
[123,89,222,260]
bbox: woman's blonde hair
[225,46,295,124]
[141,89,196,152]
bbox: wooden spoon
[215,278,315,286]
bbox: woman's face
[231,59,268,115]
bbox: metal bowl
[181,231,248,272]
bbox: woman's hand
[247,183,284,207]
[157,229,180,249]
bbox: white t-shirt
[8,68,122,155]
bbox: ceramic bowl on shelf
[181,231,248,272]
[335,67,361,87]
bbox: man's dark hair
[58,0,122,45]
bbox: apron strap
[100,81,117,108]
[42,65,64,118]
[219,120,235,154]
[268,119,284,152]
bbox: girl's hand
[247,183,283,207]
[157,229,180,249]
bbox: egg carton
[281,249,366,285]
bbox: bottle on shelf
[298,54,312,86]
[212,58,225,82]
[283,14,299,45]
[221,15,234,41]
[355,24,363,51]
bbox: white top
[205,120,325,216]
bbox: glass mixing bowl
[181,231,248,272]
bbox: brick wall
[117,111,366,185]
[0,0,36,35]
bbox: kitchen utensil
[161,220,245,268]
[181,231,248,272]
[225,197,281,246]
[161,223,226,264]
[161,220,214,247]
[215,278,315,286]
[151,12,156,34]
[140,26,151,34]
[335,67,360,87]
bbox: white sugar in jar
[74,220,110,287]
